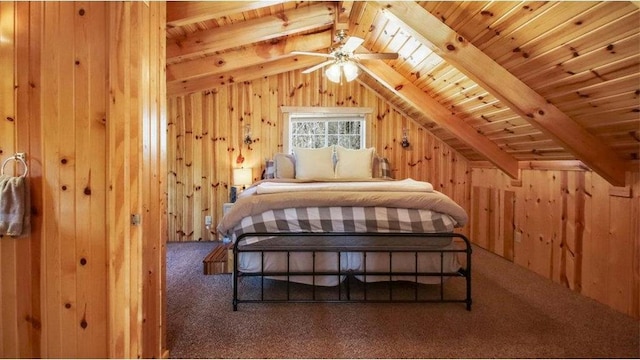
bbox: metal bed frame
[232,232,472,311]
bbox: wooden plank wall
[472,166,640,319]
[107,2,167,358]
[471,187,515,261]
[0,2,166,358]
[0,2,41,358]
[166,70,471,242]
[39,2,109,357]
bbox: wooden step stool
[203,242,233,275]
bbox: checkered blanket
[232,206,456,244]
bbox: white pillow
[293,146,335,180]
[335,146,375,180]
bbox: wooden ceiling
[166,1,639,186]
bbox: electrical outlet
[205,215,212,226]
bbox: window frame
[280,106,374,154]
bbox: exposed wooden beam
[167,56,326,96]
[166,1,286,28]
[470,160,589,171]
[167,3,334,62]
[167,30,332,83]
[375,1,629,186]
[358,58,520,179]
[335,1,354,30]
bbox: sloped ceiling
[166,1,639,186]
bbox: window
[289,116,365,149]
[281,107,373,153]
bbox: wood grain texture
[375,1,629,186]
[107,2,166,358]
[473,166,640,319]
[0,2,20,357]
[0,2,166,358]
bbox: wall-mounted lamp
[401,128,410,148]
[243,124,253,145]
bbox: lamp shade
[342,61,359,82]
[233,167,252,187]
[325,63,341,83]
[324,61,360,83]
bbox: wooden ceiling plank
[543,72,640,104]
[167,1,286,28]
[466,1,542,46]
[412,58,455,90]
[496,2,638,73]
[444,1,492,30]
[167,3,335,62]
[167,30,332,83]
[362,5,388,47]
[559,91,640,115]
[554,34,639,77]
[390,37,424,76]
[488,128,546,141]
[587,116,640,130]
[439,86,491,109]
[518,14,639,83]
[358,58,519,179]
[534,57,640,99]
[473,115,530,130]
[481,2,596,60]
[376,1,629,186]
[578,109,640,129]
[167,56,325,96]
[564,98,640,119]
[423,71,473,100]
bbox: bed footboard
[232,232,472,311]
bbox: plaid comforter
[234,206,456,243]
[218,180,468,243]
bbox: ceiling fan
[291,30,398,83]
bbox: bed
[217,146,472,310]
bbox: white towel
[0,174,29,236]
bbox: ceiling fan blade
[291,51,334,58]
[302,60,334,74]
[341,36,365,53]
[353,53,399,60]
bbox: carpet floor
[166,241,639,359]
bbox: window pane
[327,135,338,146]
[293,135,312,148]
[350,122,361,134]
[291,122,302,134]
[290,117,364,150]
[328,121,338,134]
[312,136,326,148]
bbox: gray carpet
[166,241,639,359]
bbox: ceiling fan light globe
[343,61,359,82]
[325,63,342,83]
